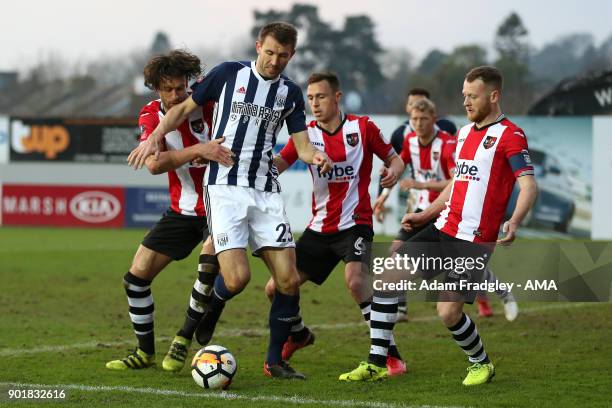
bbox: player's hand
[196,137,234,167]
[191,157,207,167]
[313,151,333,175]
[497,220,518,246]
[380,166,399,188]
[401,212,427,231]
[128,135,162,170]
[373,195,388,223]
[399,179,421,191]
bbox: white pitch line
[0,381,464,408]
[0,302,603,357]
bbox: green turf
[1,226,610,408]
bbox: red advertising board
[1,184,125,227]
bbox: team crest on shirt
[432,151,440,161]
[346,133,359,147]
[483,136,497,149]
[275,96,286,108]
[190,119,206,134]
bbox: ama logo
[454,161,480,181]
[317,164,356,182]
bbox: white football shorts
[204,184,295,255]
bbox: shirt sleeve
[365,119,394,161]
[441,139,457,179]
[284,86,307,135]
[191,63,229,106]
[503,127,535,178]
[399,135,412,165]
[279,138,299,166]
[138,106,159,142]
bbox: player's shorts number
[276,223,293,243]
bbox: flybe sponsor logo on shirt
[230,101,282,125]
[316,164,356,182]
[454,160,481,181]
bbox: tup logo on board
[11,120,70,159]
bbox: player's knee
[264,278,276,301]
[275,273,300,294]
[346,275,364,298]
[437,303,462,327]
[223,272,250,294]
[129,262,150,280]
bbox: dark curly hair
[143,49,202,91]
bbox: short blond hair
[411,98,436,115]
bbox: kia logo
[69,191,121,223]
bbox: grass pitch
[1,227,611,408]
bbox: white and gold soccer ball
[191,345,237,390]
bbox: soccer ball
[191,345,237,390]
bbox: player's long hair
[143,50,202,91]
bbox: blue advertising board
[124,187,170,228]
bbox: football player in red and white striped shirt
[106,51,233,372]
[374,98,456,250]
[374,100,518,321]
[263,71,407,376]
[343,66,537,384]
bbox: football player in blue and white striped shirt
[128,22,332,379]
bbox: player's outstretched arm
[145,137,233,175]
[497,175,537,245]
[128,96,199,169]
[291,130,333,174]
[401,181,452,231]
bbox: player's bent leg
[260,248,305,379]
[195,249,251,346]
[106,246,171,370]
[345,261,407,376]
[130,244,173,281]
[164,238,219,372]
[438,301,494,385]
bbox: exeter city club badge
[346,133,359,147]
[483,136,497,149]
